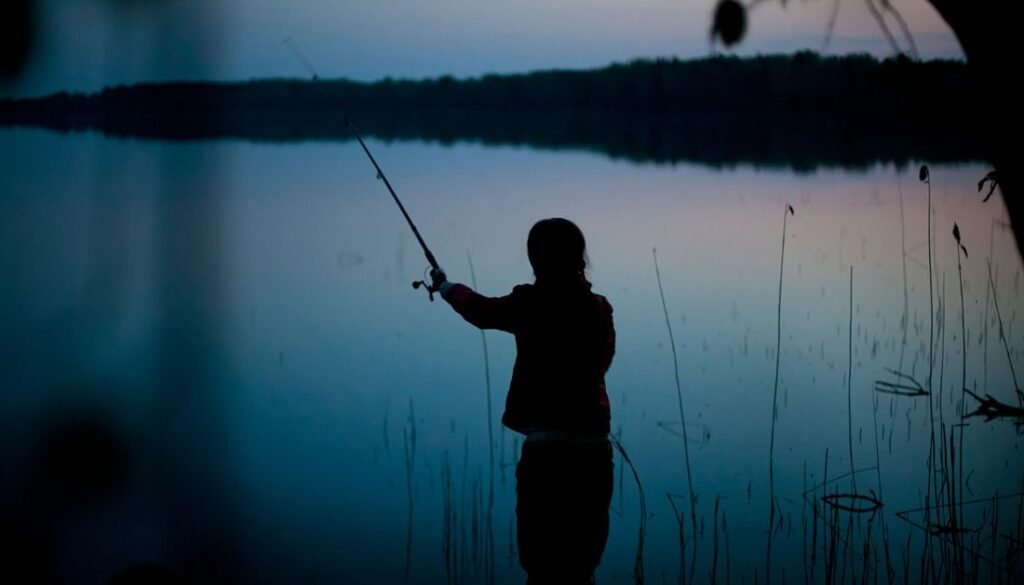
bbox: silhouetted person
[431,218,614,584]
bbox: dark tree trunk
[929,0,1023,258]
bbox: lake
[2,127,1022,583]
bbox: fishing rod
[282,40,443,300]
[344,117,443,301]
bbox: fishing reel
[412,266,441,302]
[412,279,437,302]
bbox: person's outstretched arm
[432,269,519,333]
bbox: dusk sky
[5,0,961,97]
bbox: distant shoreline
[0,52,984,170]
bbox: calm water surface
[2,129,1022,583]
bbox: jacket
[443,281,614,434]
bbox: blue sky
[4,0,961,97]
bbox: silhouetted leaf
[953,223,968,257]
[821,493,883,513]
[964,388,1024,422]
[787,204,795,216]
[711,0,747,47]
[919,165,929,183]
[978,170,999,202]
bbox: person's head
[527,218,588,284]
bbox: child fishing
[431,218,615,584]
[346,128,618,582]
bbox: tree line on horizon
[1,51,971,117]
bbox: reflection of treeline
[0,52,981,170]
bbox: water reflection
[1,129,1022,583]
[3,109,983,173]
